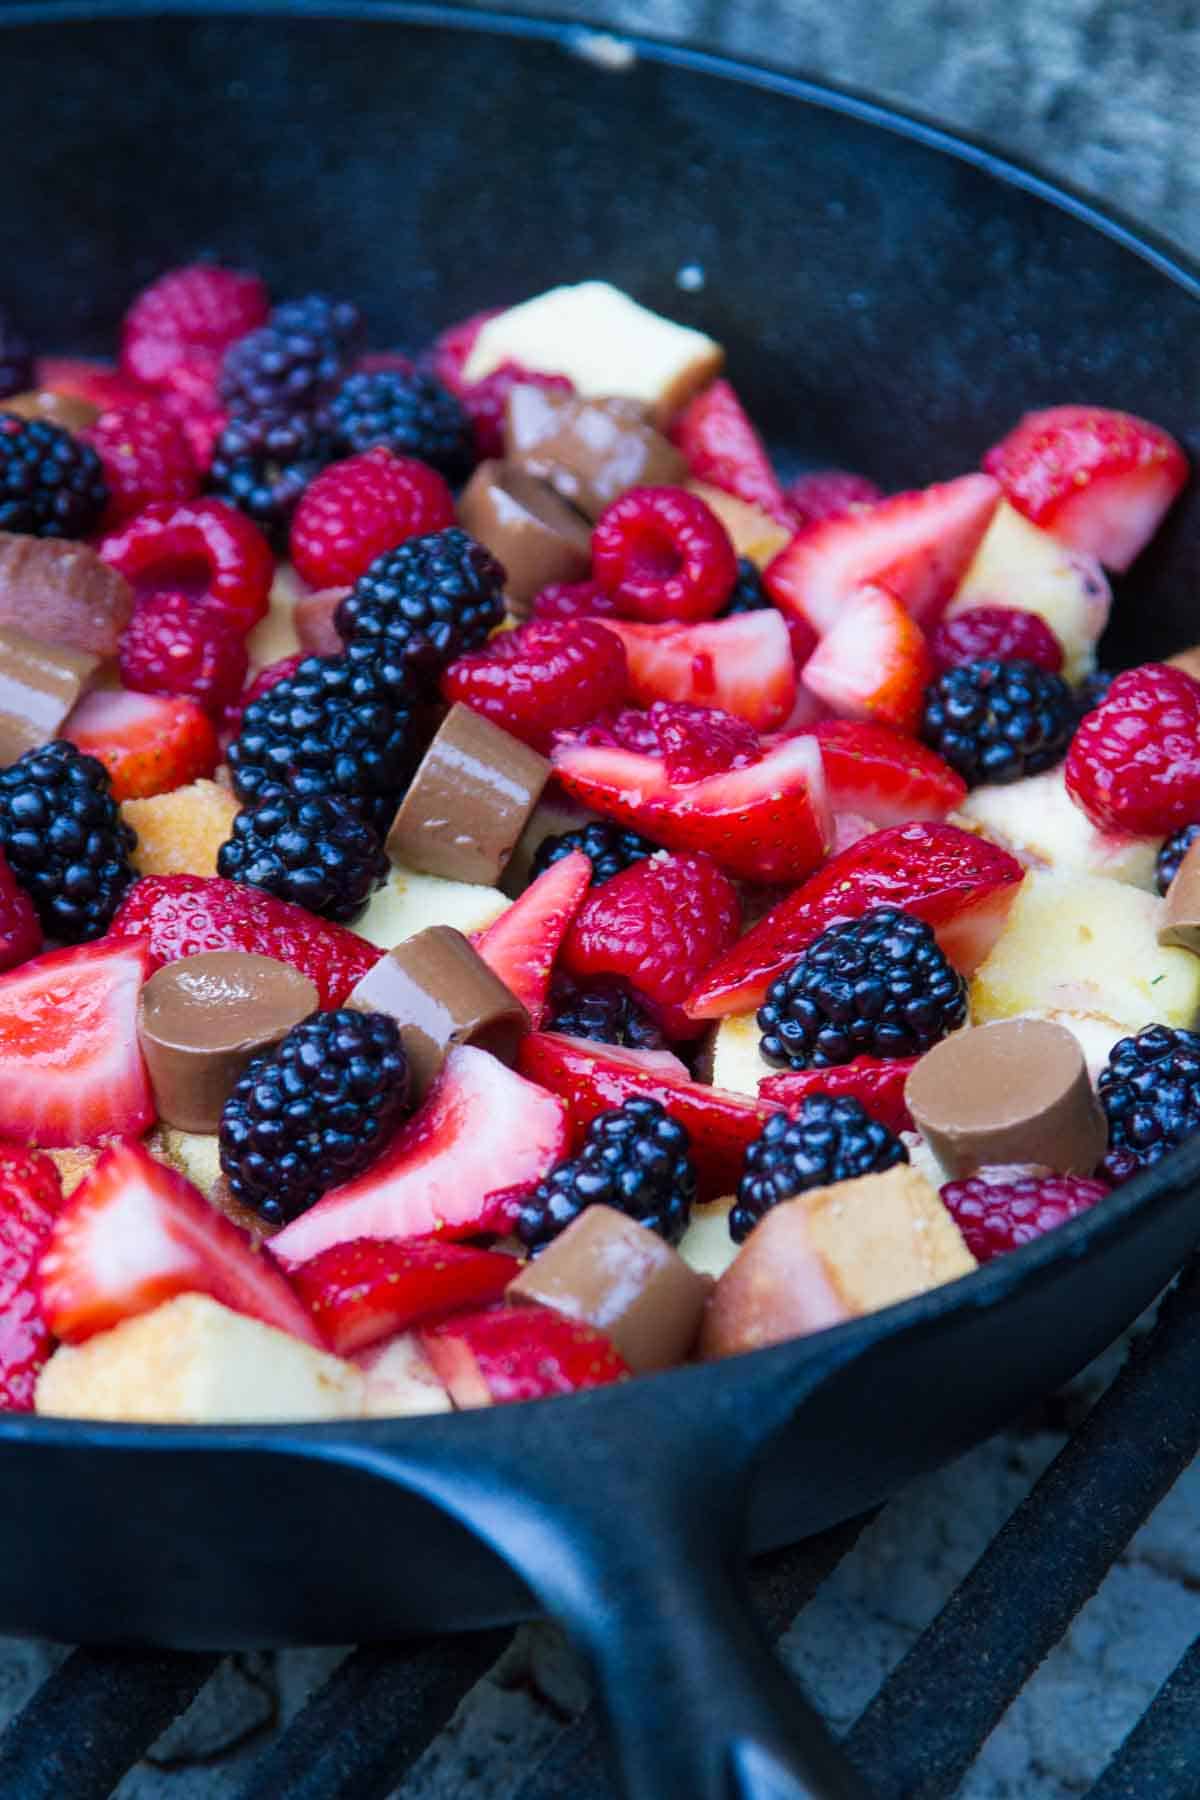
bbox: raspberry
[120,265,270,388]
[423,311,572,459]
[119,591,249,717]
[1066,663,1200,834]
[98,497,274,634]
[785,470,883,530]
[562,700,762,785]
[441,618,628,754]
[290,447,456,589]
[84,401,200,525]
[532,580,618,622]
[107,873,380,1008]
[0,1145,64,1410]
[561,849,741,1039]
[223,654,305,735]
[592,486,738,623]
[154,350,228,473]
[930,605,1064,675]
[0,845,41,973]
[940,1169,1109,1263]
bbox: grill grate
[1,1261,1198,1800]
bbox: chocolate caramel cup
[457,459,591,614]
[504,386,687,521]
[0,626,103,765]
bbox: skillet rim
[1,0,1199,1450]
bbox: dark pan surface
[0,3,1198,1655]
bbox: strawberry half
[758,1056,919,1135]
[269,1046,569,1268]
[551,729,832,884]
[800,583,933,732]
[597,610,797,731]
[686,821,1024,1020]
[0,940,154,1146]
[765,472,1001,634]
[420,1304,629,1406]
[470,849,592,1027]
[65,686,219,801]
[289,1237,517,1356]
[982,405,1189,573]
[0,1146,64,1410]
[669,379,789,522]
[808,719,966,824]
[35,356,151,414]
[37,1140,321,1346]
[518,1031,778,1203]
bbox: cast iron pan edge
[2,10,1200,1797]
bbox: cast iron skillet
[2,6,1199,1797]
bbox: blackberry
[227,650,422,835]
[0,415,108,539]
[220,1008,410,1226]
[1098,1024,1200,1185]
[218,789,387,923]
[721,556,771,614]
[531,821,660,888]
[0,740,135,941]
[517,1095,695,1253]
[732,1096,908,1242]
[757,906,966,1069]
[0,309,32,401]
[209,410,333,543]
[544,981,665,1051]
[1074,667,1115,721]
[269,293,364,353]
[220,294,361,424]
[330,369,474,483]
[335,528,505,694]
[921,657,1075,786]
[1157,824,1200,896]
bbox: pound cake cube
[685,482,791,566]
[123,778,240,878]
[958,765,1161,891]
[947,500,1110,683]
[355,864,510,949]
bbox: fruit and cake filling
[0,270,1189,1418]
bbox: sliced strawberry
[551,729,832,884]
[758,1056,918,1135]
[0,1146,64,1410]
[597,610,797,731]
[983,405,1189,572]
[269,1046,568,1268]
[800,583,933,732]
[765,473,1001,634]
[518,1031,778,1203]
[419,1304,629,1406]
[107,874,381,1009]
[669,379,789,521]
[808,720,966,824]
[686,821,1024,1020]
[35,356,151,414]
[64,686,219,801]
[0,846,41,974]
[470,849,592,1027]
[0,941,154,1146]
[289,1236,517,1356]
[37,1140,321,1346]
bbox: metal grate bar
[844,1258,1200,1800]
[0,1646,219,1800]
[1085,1634,1200,1800]
[234,1628,510,1800]
[497,1514,873,1800]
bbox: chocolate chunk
[294,585,349,656]
[0,626,103,766]
[386,702,550,886]
[904,1017,1108,1178]
[509,1204,709,1371]
[138,952,319,1133]
[504,386,687,522]
[457,459,591,615]
[3,390,101,434]
[0,532,133,657]
[347,925,529,1098]
[1159,836,1200,953]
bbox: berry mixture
[0,270,1190,1422]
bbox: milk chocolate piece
[386,703,550,885]
[347,925,529,1097]
[504,386,687,521]
[0,625,103,765]
[294,586,349,656]
[508,1205,709,1372]
[1159,836,1200,952]
[3,390,101,433]
[138,952,319,1133]
[904,1018,1107,1177]
[457,460,591,615]
[0,532,133,657]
